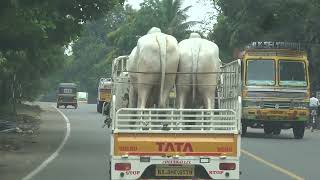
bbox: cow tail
[191,41,200,105]
[156,35,167,107]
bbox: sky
[125,0,216,33]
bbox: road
[29,103,110,180]
[26,103,319,180]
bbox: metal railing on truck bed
[114,105,240,133]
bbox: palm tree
[160,0,199,40]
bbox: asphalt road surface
[25,103,319,180]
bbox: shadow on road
[57,107,77,110]
[243,132,294,140]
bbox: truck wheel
[75,104,78,109]
[241,123,247,135]
[293,122,305,139]
[108,160,111,180]
[273,128,281,135]
[264,125,273,135]
[56,104,59,108]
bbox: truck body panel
[114,133,238,157]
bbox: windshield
[246,60,275,86]
[279,60,307,86]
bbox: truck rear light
[115,163,131,171]
[219,163,236,170]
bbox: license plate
[269,110,284,115]
[156,166,194,177]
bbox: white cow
[128,27,179,108]
[176,33,221,109]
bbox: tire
[293,122,305,139]
[56,104,59,108]
[64,105,67,108]
[264,125,273,135]
[273,128,281,135]
[241,123,247,135]
[97,101,103,113]
[75,104,78,109]
[311,116,316,132]
[108,160,112,180]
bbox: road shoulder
[0,102,66,180]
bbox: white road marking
[22,106,71,180]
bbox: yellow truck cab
[97,78,112,113]
[107,56,242,180]
[241,42,310,139]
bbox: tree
[43,0,199,103]
[109,0,198,55]
[0,0,124,112]
[42,5,131,103]
[210,0,320,89]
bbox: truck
[240,42,310,139]
[77,92,88,103]
[56,83,78,109]
[107,56,242,180]
[97,78,112,113]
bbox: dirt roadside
[0,102,66,180]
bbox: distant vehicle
[240,42,310,139]
[56,83,78,109]
[77,92,88,103]
[97,78,112,113]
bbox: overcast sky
[125,0,216,33]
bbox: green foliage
[210,0,320,89]
[110,0,197,54]
[42,5,129,102]
[0,0,123,110]
[0,0,124,50]
[45,0,197,103]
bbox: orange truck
[240,42,310,139]
[97,78,112,113]
[107,56,242,179]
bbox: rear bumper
[110,156,240,180]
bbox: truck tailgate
[114,133,238,157]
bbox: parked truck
[240,42,310,139]
[97,78,112,113]
[106,56,242,180]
